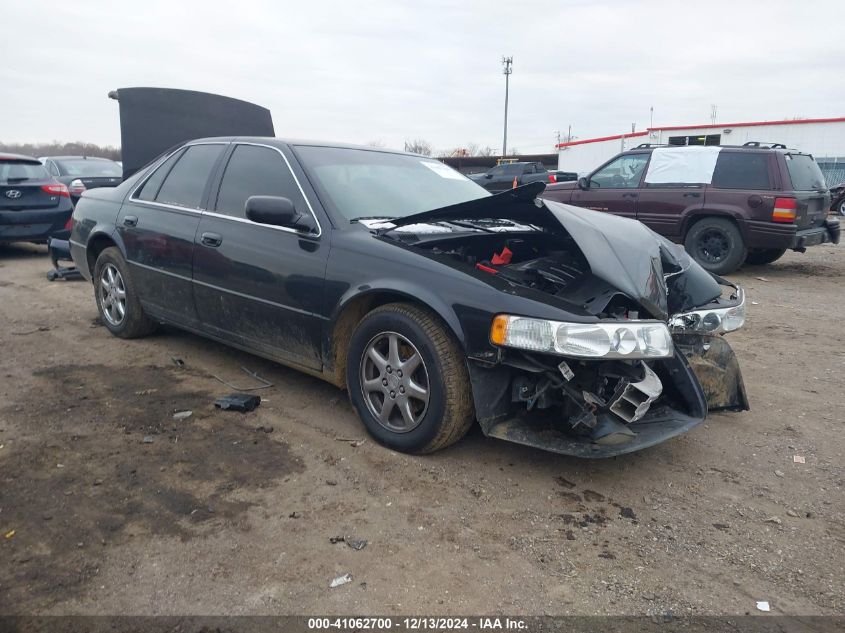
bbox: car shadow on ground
[0,242,48,259]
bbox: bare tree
[0,140,121,160]
[403,138,433,156]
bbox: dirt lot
[0,242,843,617]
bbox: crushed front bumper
[484,407,705,458]
[472,347,720,458]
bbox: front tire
[745,248,787,266]
[346,303,474,454]
[684,217,746,275]
[93,247,157,339]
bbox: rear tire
[684,217,746,275]
[93,247,157,339]
[346,303,474,454]
[744,248,787,266]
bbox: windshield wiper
[6,177,32,183]
[350,215,398,224]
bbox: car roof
[624,144,806,155]
[43,155,118,161]
[0,152,40,162]
[184,136,429,158]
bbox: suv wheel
[346,303,474,454]
[745,248,787,266]
[684,217,747,275]
[93,247,157,339]
[838,198,845,216]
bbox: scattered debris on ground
[214,393,262,412]
[330,573,353,588]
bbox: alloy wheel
[359,331,430,433]
[696,228,730,264]
[99,263,127,326]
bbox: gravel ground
[0,242,842,616]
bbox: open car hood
[109,87,274,179]
[389,182,687,320]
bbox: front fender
[672,333,749,411]
[333,280,468,349]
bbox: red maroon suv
[542,143,840,275]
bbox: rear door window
[154,144,225,209]
[784,154,825,191]
[136,149,184,201]
[214,144,306,218]
[711,152,771,189]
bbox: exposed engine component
[506,355,664,435]
[608,363,662,423]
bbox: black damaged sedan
[70,139,748,457]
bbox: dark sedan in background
[39,155,122,205]
[1,153,73,244]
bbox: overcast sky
[3,0,843,154]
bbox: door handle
[201,232,223,247]
[123,215,138,227]
[622,193,638,199]
[683,192,701,198]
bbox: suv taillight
[64,216,73,231]
[772,197,797,223]
[41,184,70,198]
[548,174,557,183]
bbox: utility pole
[501,56,513,157]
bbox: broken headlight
[490,315,673,359]
[669,287,746,334]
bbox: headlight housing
[490,315,674,359]
[668,287,746,334]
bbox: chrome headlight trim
[491,315,674,359]
[669,287,746,334]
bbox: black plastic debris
[329,535,368,551]
[214,393,261,412]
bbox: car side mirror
[245,196,303,228]
[577,176,590,190]
[485,173,493,179]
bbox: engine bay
[410,231,642,318]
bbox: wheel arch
[680,208,748,241]
[325,286,466,389]
[86,231,123,279]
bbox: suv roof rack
[632,143,671,149]
[741,141,788,149]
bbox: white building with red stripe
[557,117,845,184]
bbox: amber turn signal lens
[490,315,509,345]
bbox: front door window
[590,154,649,189]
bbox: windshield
[56,158,122,178]
[294,146,489,221]
[0,160,49,184]
[785,154,825,191]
